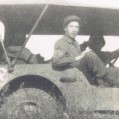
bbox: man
[88,33,119,66]
[52,15,119,87]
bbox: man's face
[64,21,79,39]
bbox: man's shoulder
[55,36,66,46]
[56,36,66,43]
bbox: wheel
[0,88,64,119]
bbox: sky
[1,0,119,10]
[25,35,119,67]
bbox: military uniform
[52,35,119,87]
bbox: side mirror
[0,21,5,42]
[0,21,13,72]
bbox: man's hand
[75,52,85,61]
[75,47,91,61]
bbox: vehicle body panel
[0,63,119,112]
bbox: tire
[0,88,64,119]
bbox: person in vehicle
[0,46,44,64]
[52,15,119,87]
[0,26,44,64]
[88,33,119,66]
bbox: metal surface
[1,64,119,111]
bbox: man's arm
[52,48,74,67]
[52,40,91,68]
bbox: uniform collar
[64,34,75,44]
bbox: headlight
[0,67,8,85]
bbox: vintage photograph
[0,0,119,119]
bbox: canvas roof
[0,0,119,36]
